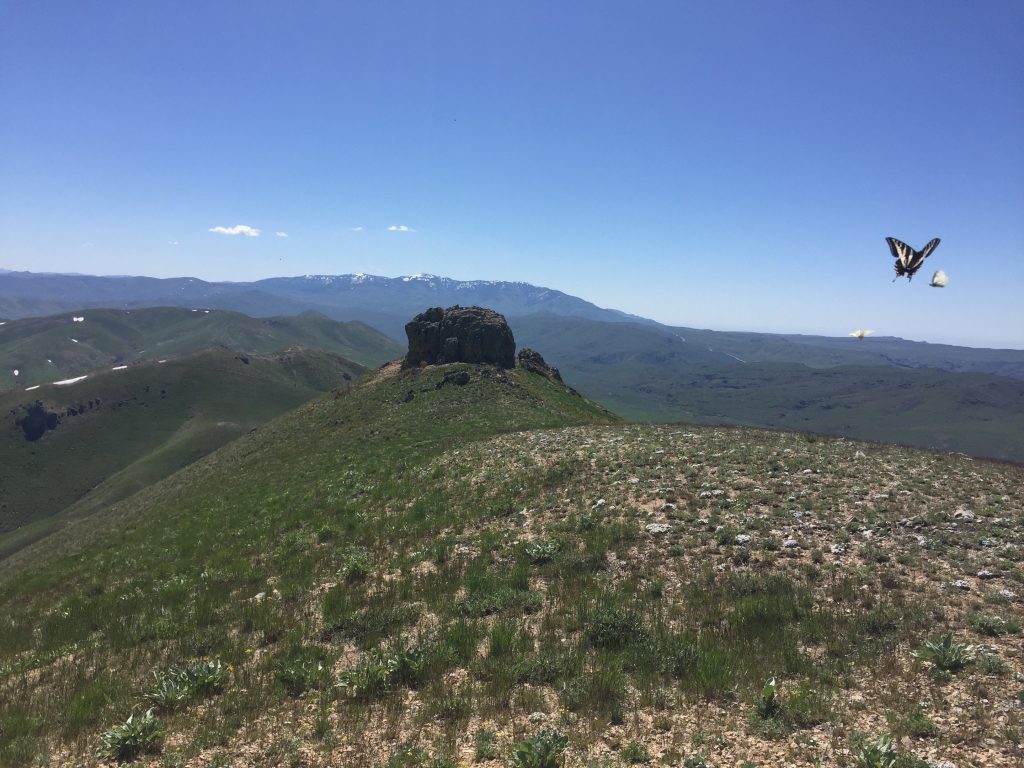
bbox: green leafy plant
[621,741,652,764]
[854,734,897,768]
[755,677,779,719]
[509,729,569,768]
[913,633,974,672]
[473,727,498,761]
[96,709,164,761]
[967,612,1020,637]
[274,645,328,696]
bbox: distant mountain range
[3,269,1024,461]
[0,270,649,337]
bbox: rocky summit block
[403,306,516,369]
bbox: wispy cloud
[168,240,180,246]
[275,231,289,238]
[351,226,364,232]
[387,224,415,232]
[208,224,261,237]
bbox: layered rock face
[403,306,516,369]
[516,348,562,382]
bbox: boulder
[403,306,516,368]
[516,348,562,382]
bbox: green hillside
[0,307,402,389]
[0,360,1021,767]
[513,315,1024,462]
[0,347,364,558]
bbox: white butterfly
[849,329,873,339]
[929,270,948,288]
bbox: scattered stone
[953,508,976,522]
[951,580,971,591]
[646,523,672,534]
[830,543,846,555]
[527,711,548,724]
[735,534,752,545]
[999,589,1017,600]
[783,539,799,549]
[593,498,606,508]
[977,569,996,580]
[660,503,676,511]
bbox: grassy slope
[0,362,1021,767]
[0,347,365,555]
[0,307,402,389]
[513,315,1024,461]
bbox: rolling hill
[512,314,1024,462]
[0,357,1020,767]
[0,307,402,390]
[0,346,364,559]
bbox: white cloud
[387,224,415,232]
[168,240,180,246]
[351,226,364,232]
[208,224,261,237]
[275,231,289,238]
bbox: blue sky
[2,1,1022,348]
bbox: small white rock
[735,534,752,545]
[783,539,799,549]
[951,579,971,591]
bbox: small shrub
[621,741,652,764]
[509,729,569,768]
[967,612,1020,637]
[96,709,164,761]
[473,727,498,761]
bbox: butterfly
[886,237,940,281]
[849,329,873,339]
[929,270,948,288]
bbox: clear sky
[2,1,1022,348]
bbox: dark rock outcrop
[404,306,516,369]
[516,348,563,382]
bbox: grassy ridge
[0,362,1021,766]
[0,347,364,552]
[0,307,402,389]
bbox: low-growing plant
[853,734,897,768]
[913,633,974,672]
[525,539,560,565]
[96,709,164,761]
[754,677,779,719]
[274,645,328,695]
[473,727,498,761]
[621,741,651,764]
[509,729,569,768]
[967,612,1020,637]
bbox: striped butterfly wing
[886,237,940,280]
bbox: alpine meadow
[2,3,1023,768]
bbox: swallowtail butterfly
[886,237,940,281]
[929,270,948,288]
[849,329,873,340]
